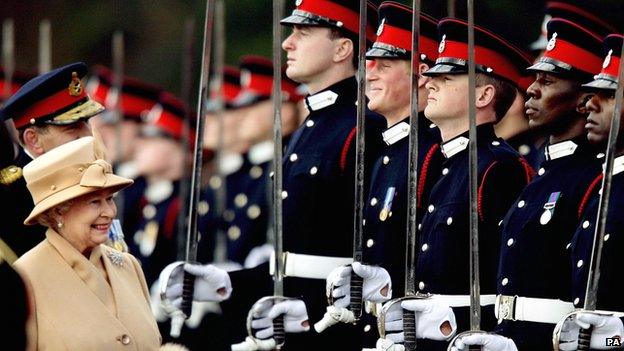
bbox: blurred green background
[1,0,622,100]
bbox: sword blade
[112,31,125,224]
[38,19,52,74]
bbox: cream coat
[14,229,162,350]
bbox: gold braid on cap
[0,165,22,185]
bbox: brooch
[107,250,125,267]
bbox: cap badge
[546,32,557,52]
[376,18,385,37]
[68,72,83,97]
[438,34,446,54]
[603,49,613,69]
[240,70,251,88]
[295,0,303,6]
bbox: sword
[171,0,216,338]
[38,19,51,74]
[176,18,196,261]
[402,1,421,350]
[349,0,369,323]
[447,0,456,18]
[577,38,624,351]
[111,31,125,225]
[2,19,14,104]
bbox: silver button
[247,205,261,219]
[442,168,449,175]
[507,238,514,247]
[364,324,371,332]
[234,193,248,208]
[370,198,378,206]
[574,297,580,306]
[210,175,222,189]
[421,243,429,252]
[228,226,241,240]
[142,204,156,219]
[519,144,531,155]
[118,334,131,345]
[289,153,298,162]
[604,234,610,241]
[597,153,605,159]
[306,120,315,127]
[417,223,422,231]
[582,220,590,229]
[517,200,525,208]
[366,239,374,248]
[566,242,571,250]
[383,156,390,165]
[250,165,263,179]
[198,201,210,216]
[428,204,435,213]
[501,278,509,286]
[446,217,453,225]
[281,191,288,199]
[429,123,436,129]
[577,260,583,268]
[491,141,500,146]
[223,209,235,222]
[309,166,318,175]
[498,220,504,227]
[418,281,425,290]
[538,168,545,176]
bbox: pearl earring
[57,222,64,229]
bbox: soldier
[375,18,534,351]
[552,33,624,351]
[323,1,442,346]
[86,65,162,237]
[128,91,193,286]
[0,62,103,256]
[451,18,607,351]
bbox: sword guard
[376,294,433,338]
[446,330,487,351]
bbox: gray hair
[36,200,73,229]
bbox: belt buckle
[497,295,517,322]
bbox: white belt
[495,295,575,324]
[269,251,353,280]
[431,294,497,307]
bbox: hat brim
[582,78,618,91]
[24,174,133,225]
[44,99,105,126]
[422,63,467,76]
[280,13,326,28]
[365,47,409,60]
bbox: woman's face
[58,188,117,254]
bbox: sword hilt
[349,271,363,321]
[577,325,593,351]
[180,268,195,318]
[273,314,285,349]
[403,309,417,350]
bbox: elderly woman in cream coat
[14,136,162,350]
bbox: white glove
[326,262,392,308]
[373,338,405,351]
[244,244,274,269]
[450,333,518,351]
[231,336,276,351]
[250,298,310,340]
[558,312,624,350]
[161,262,232,305]
[383,298,457,343]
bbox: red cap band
[14,88,88,128]
[246,74,273,96]
[542,38,602,75]
[297,0,375,41]
[153,109,184,139]
[121,94,157,119]
[376,25,439,61]
[440,40,522,84]
[602,55,621,78]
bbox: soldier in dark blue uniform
[376,18,534,351]
[481,19,607,351]
[323,3,442,347]
[127,91,192,286]
[0,62,103,257]
[552,33,624,350]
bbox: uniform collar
[248,140,274,165]
[219,152,244,176]
[613,155,624,176]
[304,76,357,112]
[440,123,496,159]
[382,118,410,145]
[544,140,578,161]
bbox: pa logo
[606,337,622,347]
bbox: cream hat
[23,136,133,225]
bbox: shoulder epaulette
[0,165,22,185]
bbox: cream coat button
[118,334,131,345]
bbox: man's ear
[417,62,430,89]
[576,92,594,114]
[333,38,354,64]
[22,127,45,156]
[476,84,496,109]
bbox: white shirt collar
[441,136,469,159]
[612,155,624,176]
[248,140,274,165]
[218,152,244,176]
[145,179,174,204]
[305,90,338,111]
[382,122,410,146]
[544,140,579,161]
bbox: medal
[540,191,561,225]
[379,187,396,222]
[140,220,159,257]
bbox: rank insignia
[540,191,561,225]
[546,32,557,52]
[68,71,83,96]
[603,49,613,69]
[377,18,385,37]
[438,34,446,54]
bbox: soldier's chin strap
[314,306,356,333]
